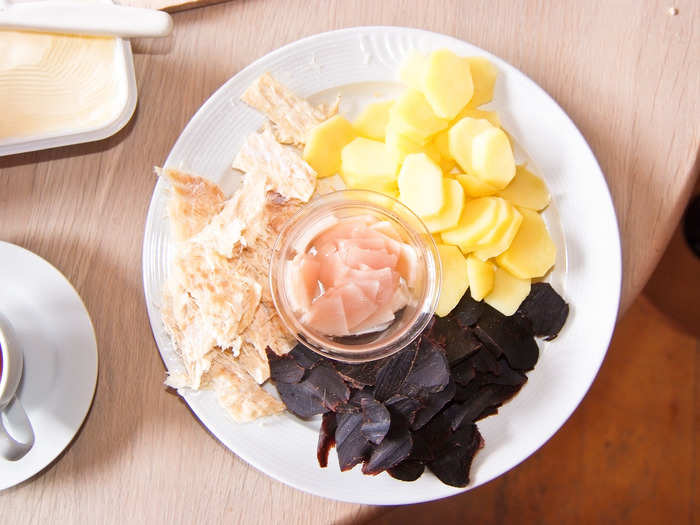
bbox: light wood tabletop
[1,1,698,523]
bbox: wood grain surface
[119,0,232,14]
[0,1,698,523]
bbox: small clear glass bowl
[269,190,441,363]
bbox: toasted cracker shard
[240,72,337,146]
[233,128,317,202]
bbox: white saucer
[0,241,98,490]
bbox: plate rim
[142,25,622,504]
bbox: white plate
[0,242,98,490]
[142,27,621,504]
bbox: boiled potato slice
[496,207,556,278]
[456,172,499,197]
[484,267,531,316]
[343,173,398,195]
[497,165,551,210]
[423,49,474,120]
[435,244,469,317]
[452,107,501,128]
[440,196,500,252]
[467,255,494,301]
[466,57,497,108]
[385,125,441,164]
[474,198,510,247]
[353,100,393,141]
[422,178,465,233]
[400,51,428,90]
[398,153,444,217]
[341,137,399,189]
[389,89,449,144]
[448,117,495,174]
[303,115,357,178]
[433,128,452,160]
[471,127,516,189]
[473,206,523,260]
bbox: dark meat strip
[474,308,539,371]
[374,341,419,401]
[427,423,483,487]
[450,293,485,328]
[516,283,570,340]
[275,381,327,419]
[400,338,450,397]
[317,412,337,468]
[266,348,305,384]
[334,359,387,388]
[388,460,425,482]
[305,363,350,411]
[411,378,456,431]
[360,397,391,445]
[362,416,413,475]
[385,395,421,425]
[336,412,372,471]
[289,343,323,369]
[445,383,521,430]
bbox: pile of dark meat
[267,283,569,487]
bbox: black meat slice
[275,381,327,418]
[451,359,477,386]
[385,395,421,425]
[445,383,520,429]
[483,358,528,387]
[362,416,413,475]
[411,379,456,431]
[317,412,337,468]
[468,347,502,374]
[266,348,305,384]
[450,293,485,328]
[335,412,371,471]
[305,363,350,411]
[427,423,483,487]
[474,308,539,371]
[388,460,425,482]
[445,329,483,365]
[374,341,419,401]
[412,413,452,462]
[516,283,570,340]
[400,338,450,397]
[360,398,391,445]
[334,359,387,388]
[289,343,323,369]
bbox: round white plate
[0,241,98,491]
[143,27,621,504]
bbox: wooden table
[1,1,698,523]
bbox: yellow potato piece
[456,172,499,197]
[467,255,494,301]
[433,128,452,160]
[353,100,393,141]
[435,244,470,317]
[389,89,449,144]
[399,51,428,91]
[422,178,465,233]
[398,153,444,217]
[452,107,501,128]
[471,127,516,189]
[385,125,441,164]
[423,49,474,120]
[440,196,500,252]
[474,198,511,247]
[303,115,357,178]
[341,137,399,189]
[484,267,531,316]
[466,57,497,108]
[496,207,556,278]
[498,165,551,210]
[473,206,523,260]
[448,117,495,174]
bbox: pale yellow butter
[0,31,125,140]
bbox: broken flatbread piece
[240,72,337,146]
[157,167,225,241]
[232,128,317,202]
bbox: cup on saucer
[0,312,34,461]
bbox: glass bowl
[269,190,441,363]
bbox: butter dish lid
[0,35,137,157]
